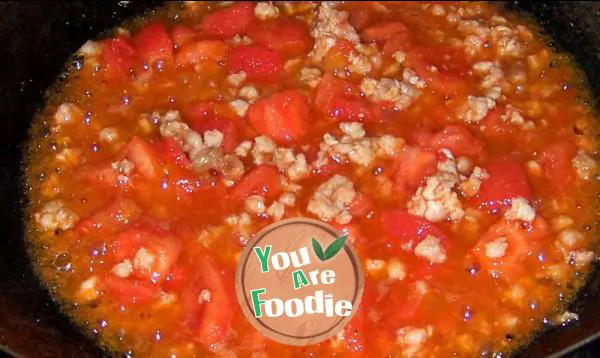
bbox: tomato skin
[133,20,174,64]
[76,198,141,235]
[539,139,578,195]
[201,2,256,39]
[474,156,533,212]
[102,36,136,80]
[315,73,372,122]
[229,165,283,202]
[414,125,484,157]
[175,40,230,66]
[247,89,309,143]
[247,18,313,57]
[228,45,283,82]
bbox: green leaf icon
[323,235,348,260]
[312,235,348,262]
[312,238,325,261]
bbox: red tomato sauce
[24,2,600,357]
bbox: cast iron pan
[0,2,599,357]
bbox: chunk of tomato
[392,145,437,194]
[202,118,240,153]
[480,107,517,140]
[334,281,375,354]
[228,44,283,82]
[247,18,313,57]
[247,89,309,143]
[123,136,162,179]
[387,280,429,324]
[539,139,578,195]
[102,276,160,305]
[179,251,234,345]
[381,210,448,251]
[348,8,376,31]
[349,192,374,217]
[175,40,230,66]
[171,24,198,48]
[102,36,136,81]
[472,217,549,276]
[134,237,182,282]
[413,125,483,157]
[133,20,174,64]
[474,156,533,212]
[362,21,409,42]
[77,137,161,187]
[194,254,234,345]
[76,161,121,188]
[323,39,355,73]
[158,137,192,170]
[201,2,256,39]
[228,165,283,202]
[315,73,372,122]
[109,227,182,282]
[162,263,187,292]
[332,223,367,252]
[384,38,468,96]
[183,101,241,153]
[76,198,141,235]
[418,66,469,97]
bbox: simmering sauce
[25,2,600,357]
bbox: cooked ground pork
[572,151,597,181]
[316,122,404,167]
[309,2,360,62]
[414,235,447,264]
[408,151,464,222]
[503,197,535,222]
[254,2,280,20]
[34,200,80,232]
[307,174,356,224]
[157,110,244,180]
[360,77,422,111]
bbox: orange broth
[24,1,600,357]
